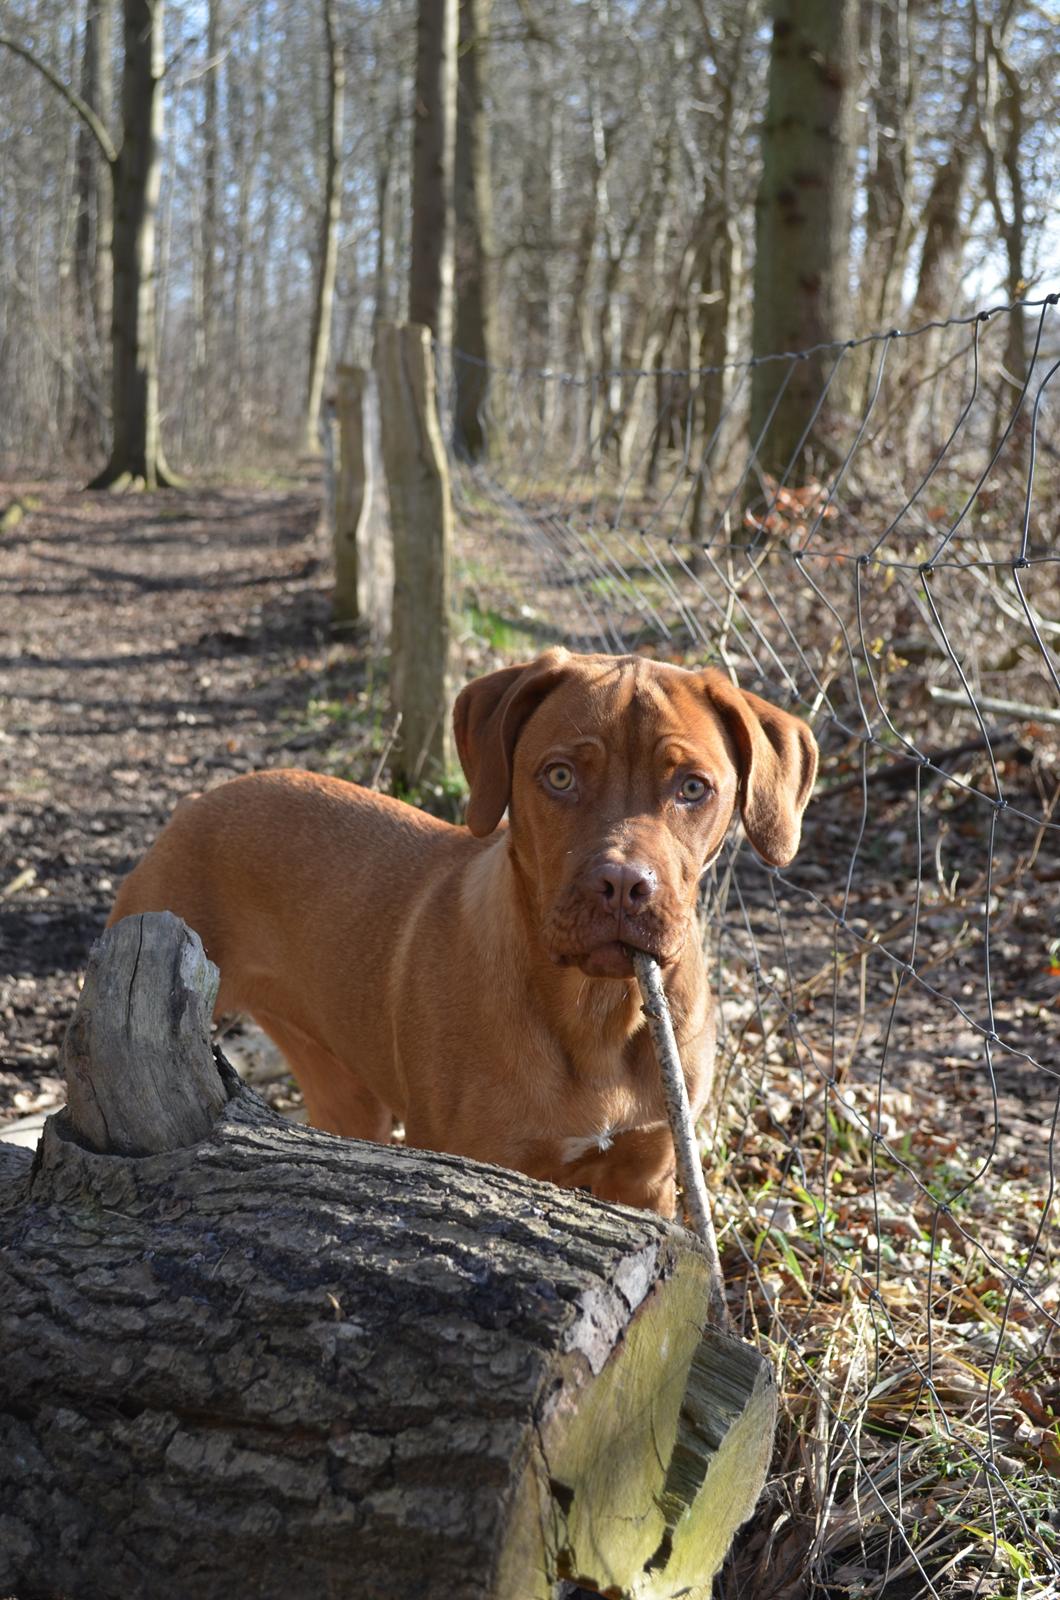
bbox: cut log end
[500,1250,776,1599]
[58,910,229,1157]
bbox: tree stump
[0,913,776,1600]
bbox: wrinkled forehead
[518,657,729,760]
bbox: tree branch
[0,34,118,168]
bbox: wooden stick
[926,685,1060,727]
[630,949,730,1330]
[814,728,1021,802]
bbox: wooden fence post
[332,364,369,626]
[375,322,453,785]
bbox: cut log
[0,912,776,1600]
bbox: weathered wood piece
[60,909,227,1154]
[0,913,776,1600]
[375,320,453,785]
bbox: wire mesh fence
[447,294,1060,1598]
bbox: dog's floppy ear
[701,668,818,867]
[454,648,573,836]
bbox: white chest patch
[559,1130,616,1165]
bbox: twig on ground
[815,728,1022,801]
[927,685,1060,726]
[369,713,402,790]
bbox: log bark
[60,910,227,1153]
[0,912,777,1600]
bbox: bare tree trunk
[332,363,368,624]
[686,0,753,551]
[750,0,858,479]
[899,52,978,461]
[70,0,113,454]
[303,0,345,454]
[909,55,977,326]
[200,0,221,384]
[453,0,495,460]
[376,323,453,786]
[409,0,458,347]
[89,0,176,490]
[373,98,400,333]
[979,24,1029,391]
[859,0,916,334]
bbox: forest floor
[2,473,1059,1597]
[1,476,340,1123]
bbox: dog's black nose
[593,860,657,916]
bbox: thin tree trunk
[749,0,858,480]
[860,0,916,334]
[89,0,175,490]
[200,0,221,384]
[409,0,458,346]
[979,27,1028,389]
[373,99,400,333]
[900,53,978,461]
[70,0,113,453]
[453,0,495,460]
[303,0,345,455]
[909,55,977,326]
[376,323,453,785]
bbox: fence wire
[447,293,1060,1600]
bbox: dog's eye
[546,763,575,792]
[678,776,710,803]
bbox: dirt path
[0,478,360,1122]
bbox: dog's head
[454,649,818,978]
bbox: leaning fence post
[374,322,453,786]
[332,363,371,627]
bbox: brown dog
[109,650,817,1216]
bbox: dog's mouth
[544,880,689,980]
[551,933,679,980]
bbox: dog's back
[110,769,468,1020]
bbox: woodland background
[0,0,1057,482]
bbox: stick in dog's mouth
[628,947,730,1331]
